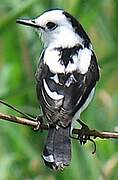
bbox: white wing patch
[43,79,64,100]
[65,48,92,74]
[50,74,59,84]
[77,48,92,74]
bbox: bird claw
[53,162,64,171]
[89,138,96,154]
[76,119,90,144]
[33,115,44,132]
[70,119,97,154]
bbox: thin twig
[0,99,35,120]
[0,112,118,139]
[0,112,48,130]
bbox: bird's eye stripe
[46,22,57,30]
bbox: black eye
[46,22,57,30]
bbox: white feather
[42,154,54,162]
[44,46,92,74]
[50,74,59,84]
[43,79,64,100]
[44,48,65,73]
[77,48,92,74]
[35,10,83,48]
[48,26,82,48]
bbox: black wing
[36,50,100,127]
[71,51,100,116]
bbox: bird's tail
[42,124,71,170]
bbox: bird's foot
[52,162,64,171]
[77,119,90,145]
[33,115,44,132]
[70,119,96,154]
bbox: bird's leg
[33,115,44,132]
[76,119,90,145]
[70,119,97,154]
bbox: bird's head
[17,9,90,48]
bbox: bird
[16,9,100,170]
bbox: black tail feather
[42,125,71,170]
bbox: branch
[0,112,118,139]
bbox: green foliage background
[0,0,118,179]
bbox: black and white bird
[17,9,100,170]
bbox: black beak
[16,19,43,29]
